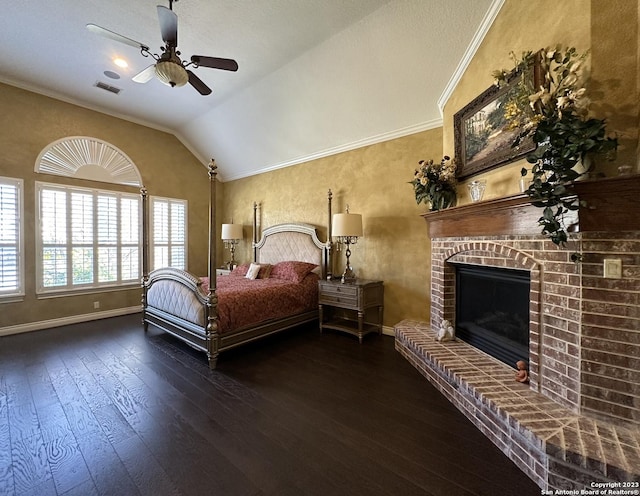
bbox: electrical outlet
[603,259,622,279]
[93,301,100,309]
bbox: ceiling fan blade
[132,65,156,83]
[86,23,149,51]
[191,56,238,72]
[187,70,212,95]
[157,5,178,46]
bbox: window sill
[36,284,139,299]
[0,295,25,304]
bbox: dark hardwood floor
[0,314,540,496]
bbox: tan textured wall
[590,0,639,173]
[222,128,443,327]
[444,0,592,202]
[0,83,211,328]
[445,0,639,202]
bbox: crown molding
[221,117,444,182]
[437,0,505,115]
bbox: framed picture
[454,56,541,180]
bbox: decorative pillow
[270,261,318,282]
[231,263,249,276]
[245,263,262,280]
[258,263,273,279]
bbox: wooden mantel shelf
[422,174,640,238]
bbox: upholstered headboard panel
[147,279,206,327]
[254,223,325,269]
[145,267,208,327]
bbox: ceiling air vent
[95,81,122,94]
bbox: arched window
[35,136,142,187]
[34,137,143,294]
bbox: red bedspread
[200,273,319,334]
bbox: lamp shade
[332,213,363,237]
[221,223,243,240]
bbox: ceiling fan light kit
[87,0,238,96]
[155,60,188,87]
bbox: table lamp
[332,206,363,283]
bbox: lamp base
[225,244,238,270]
[340,266,356,284]
[340,243,357,283]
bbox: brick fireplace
[395,175,640,490]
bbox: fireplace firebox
[454,264,530,367]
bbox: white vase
[468,180,486,202]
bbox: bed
[141,162,333,368]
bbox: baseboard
[382,325,395,337]
[0,307,141,337]
[1,310,396,339]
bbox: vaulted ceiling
[0,0,497,181]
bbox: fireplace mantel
[422,174,639,238]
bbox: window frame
[149,195,188,271]
[0,176,24,300]
[36,181,142,295]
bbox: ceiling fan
[87,0,238,95]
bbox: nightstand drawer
[319,282,359,308]
[319,282,358,298]
[319,293,358,308]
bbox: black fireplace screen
[455,264,530,367]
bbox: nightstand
[216,268,231,276]
[318,279,384,343]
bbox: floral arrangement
[492,45,617,246]
[492,46,597,148]
[410,155,457,211]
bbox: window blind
[38,182,140,293]
[150,197,187,270]
[0,178,23,296]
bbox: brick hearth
[395,320,640,490]
[396,176,640,490]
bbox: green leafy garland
[494,46,617,247]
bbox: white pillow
[245,263,261,280]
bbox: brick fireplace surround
[395,175,640,491]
